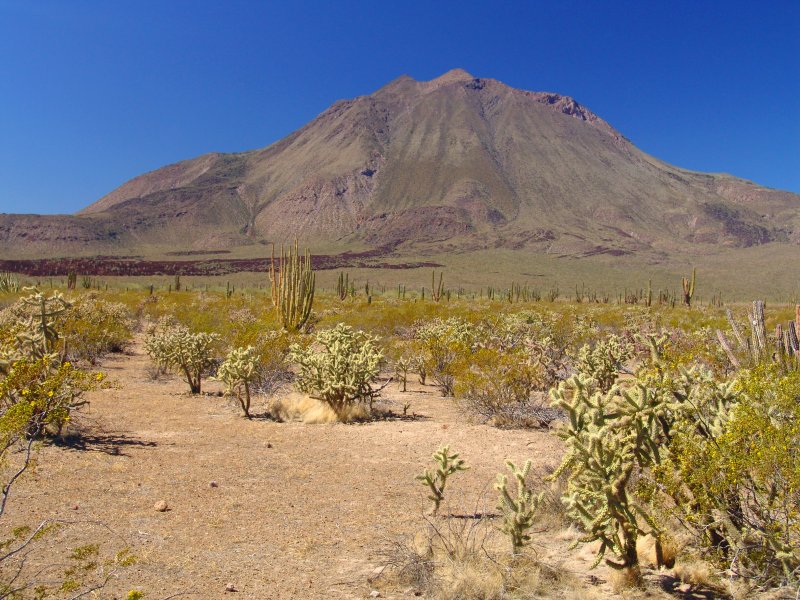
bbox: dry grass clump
[270,392,370,423]
[377,507,587,599]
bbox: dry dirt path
[5,339,607,599]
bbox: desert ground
[4,333,704,600]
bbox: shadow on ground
[50,432,158,457]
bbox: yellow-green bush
[59,295,134,364]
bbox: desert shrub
[455,348,557,427]
[215,345,259,418]
[413,318,474,396]
[288,323,382,418]
[653,364,800,590]
[59,295,134,364]
[144,324,220,394]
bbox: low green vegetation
[1,266,798,596]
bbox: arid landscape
[1,4,798,598]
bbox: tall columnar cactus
[269,240,315,331]
[0,272,20,293]
[716,300,799,371]
[336,272,349,301]
[416,445,468,515]
[494,459,542,554]
[681,268,696,307]
[431,271,444,302]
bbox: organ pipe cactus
[717,300,799,371]
[269,239,315,331]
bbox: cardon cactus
[681,268,696,307]
[288,323,382,415]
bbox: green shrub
[59,295,134,364]
[412,318,473,396]
[455,348,555,427]
[288,323,382,417]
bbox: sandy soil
[5,340,647,599]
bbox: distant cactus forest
[0,246,798,598]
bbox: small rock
[267,442,273,449]
[369,591,381,599]
[676,583,691,594]
[72,504,79,510]
[210,481,218,488]
[372,566,386,576]
[153,500,169,512]
[225,583,237,592]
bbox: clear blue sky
[1,0,798,215]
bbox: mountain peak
[428,68,475,84]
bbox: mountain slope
[2,68,798,259]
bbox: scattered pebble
[210,481,218,488]
[676,583,692,593]
[267,442,273,449]
[225,583,237,592]
[72,504,79,510]
[153,500,169,512]
[369,591,381,598]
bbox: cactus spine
[269,239,315,331]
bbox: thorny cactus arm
[494,459,542,554]
[416,445,468,515]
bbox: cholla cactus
[495,459,543,554]
[550,375,645,573]
[145,325,219,394]
[416,445,468,515]
[288,323,382,415]
[573,335,632,392]
[215,346,260,418]
[15,289,71,359]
